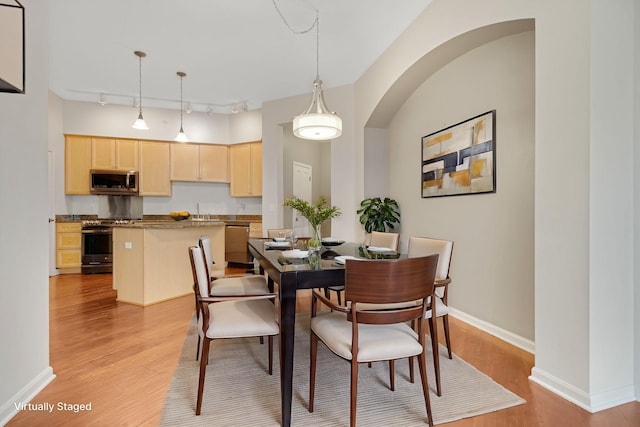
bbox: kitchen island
[112,220,225,306]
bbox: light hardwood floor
[7,273,640,426]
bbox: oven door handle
[82,229,113,234]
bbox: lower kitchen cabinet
[56,221,82,273]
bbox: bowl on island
[169,211,190,221]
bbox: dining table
[248,237,365,427]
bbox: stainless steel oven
[81,224,113,274]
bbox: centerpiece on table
[283,196,341,253]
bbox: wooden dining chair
[326,231,401,305]
[189,245,279,416]
[406,236,454,396]
[309,255,439,427]
[195,235,271,359]
[267,228,293,238]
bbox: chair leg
[337,290,342,306]
[417,351,434,427]
[408,356,415,383]
[196,337,211,415]
[350,358,359,427]
[196,335,201,361]
[428,317,442,396]
[388,360,395,391]
[309,332,318,413]
[442,315,452,359]
[268,335,273,375]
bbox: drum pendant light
[175,71,189,142]
[132,50,149,130]
[292,14,342,141]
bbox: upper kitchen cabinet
[170,143,228,183]
[65,135,91,194]
[229,141,262,197]
[139,140,171,196]
[91,137,139,171]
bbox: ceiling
[48,0,432,114]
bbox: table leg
[279,273,297,427]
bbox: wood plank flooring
[7,272,640,426]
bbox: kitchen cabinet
[92,137,139,171]
[249,221,263,238]
[65,135,92,195]
[229,141,262,197]
[139,140,171,196]
[170,143,228,182]
[56,221,82,273]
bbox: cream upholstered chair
[327,231,401,305]
[267,228,293,239]
[189,246,279,416]
[309,255,439,427]
[196,235,271,359]
[369,230,400,251]
[406,236,454,396]
[198,235,268,294]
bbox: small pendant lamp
[175,71,189,142]
[131,50,149,130]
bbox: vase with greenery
[283,196,341,252]
[357,197,400,233]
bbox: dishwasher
[225,224,252,265]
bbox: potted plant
[283,196,341,252]
[357,197,400,233]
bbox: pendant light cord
[180,75,183,126]
[271,0,320,79]
[138,54,143,113]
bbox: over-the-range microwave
[90,169,139,195]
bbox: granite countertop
[114,220,225,229]
[55,214,262,224]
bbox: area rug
[160,316,524,426]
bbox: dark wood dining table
[248,238,360,427]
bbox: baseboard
[529,367,636,413]
[0,367,55,426]
[448,307,535,354]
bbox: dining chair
[189,245,279,416]
[309,255,439,427]
[326,231,401,305]
[369,230,400,251]
[406,236,454,396]
[267,228,294,239]
[195,235,271,359]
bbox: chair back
[189,246,211,299]
[267,228,293,238]
[198,235,214,278]
[407,237,453,281]
[344,255,438,324]
[370,231,400,251]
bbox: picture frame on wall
[0,0,25,93]
[421,110,496,198]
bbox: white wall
[54,100,263,217]
[588,0,635,407]
[386,32,535,341]
[0,1,55,424]
[635,0,640,403]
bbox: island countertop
[113,220,225,229]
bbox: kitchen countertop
[55,214,261,224]
[113,220,225,229]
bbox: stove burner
[82,219,132,227]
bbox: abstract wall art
[421,110,496,198]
